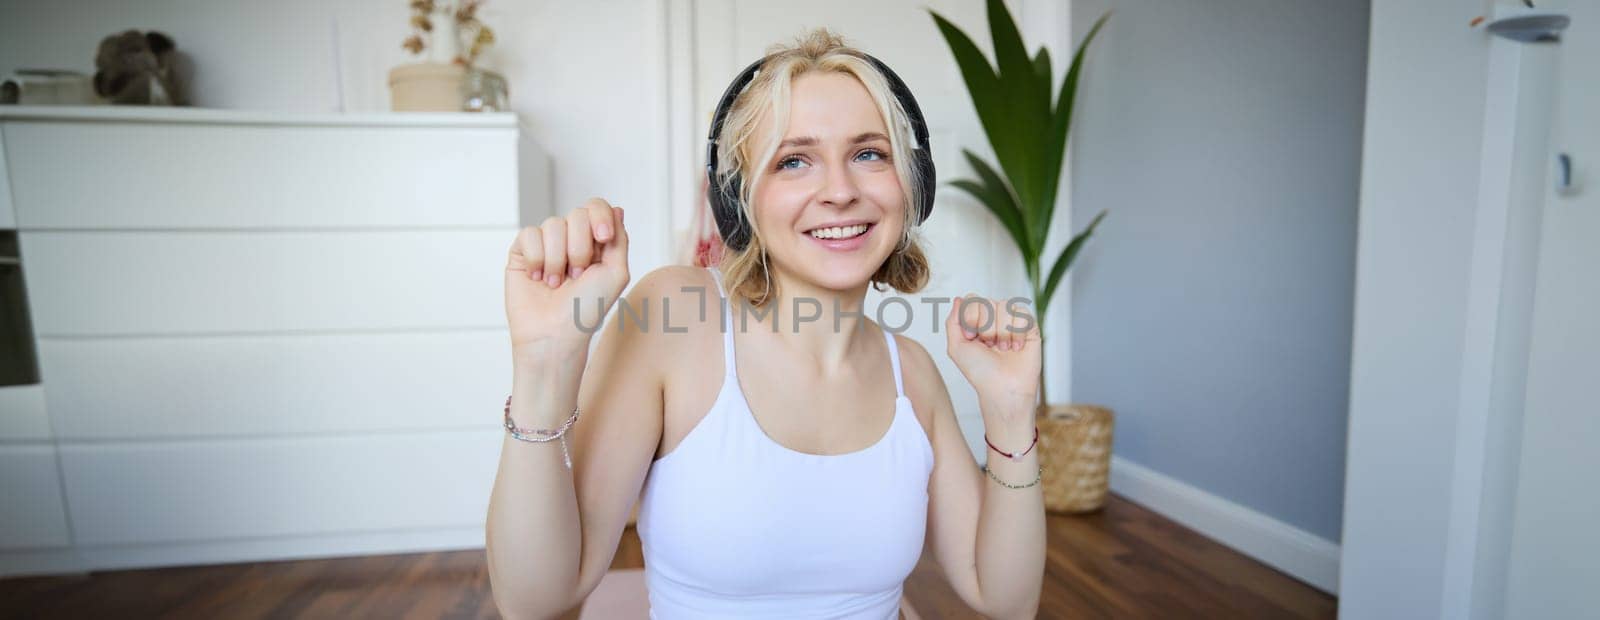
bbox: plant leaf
[933,4,1111,304]
[950,179,1033,281]
[960,149,1038,285]
[931,6,1032,230]
[984,0,1048,220]
[928,11,1009,160]
[1039,209,1107,316]
[1038,12,1110,254]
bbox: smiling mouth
[806,223,872,240]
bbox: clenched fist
[945,294,1042,418]
[505,198,630,356]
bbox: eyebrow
[778,132,890,149]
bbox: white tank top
[636,267,936,619]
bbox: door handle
[1556,152,1578,196]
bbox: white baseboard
[0,547,86,578]
[0,526,486,578]
[1109,456,1341,594]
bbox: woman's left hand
[945,294,1042,423]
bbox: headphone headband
[704,52,936,253]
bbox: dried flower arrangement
[402,0,495,66]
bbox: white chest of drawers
[0,106,550,576]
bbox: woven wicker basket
[1037,403,1115,513]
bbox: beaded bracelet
[981,464,1043,489]
[503,396,580,469]
[984,426,1039,462]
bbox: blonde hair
[713,27,931,308]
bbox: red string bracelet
[984,426,1039,462]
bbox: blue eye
[777,150,886,171]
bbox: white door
[1504,1,1600,616]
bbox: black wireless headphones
[704,53,937,252]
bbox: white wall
[1340,0,1490,613]
[1503,1,1599,617]
[1332,0,1595,618]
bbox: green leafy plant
[930,1,1110,406]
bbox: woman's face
[750,71,906,292]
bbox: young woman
[487,29,1046,620]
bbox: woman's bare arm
[900,333,1046,620]
[484,200,672,619]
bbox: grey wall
[1067,0,1368,542]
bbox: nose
[818,159,860,207]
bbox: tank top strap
[882,327,905,399]
[706,267,737,377]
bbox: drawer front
[0,385,50,440]
[39,331,510,439]
[21,230,511,336]
[0,445,72,550]
[3,122,518,229]
[59,430,501,546]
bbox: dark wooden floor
[0,494,1335,618]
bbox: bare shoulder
[626,264,716,302]
[888,332,947,436]
[584,265,721,417]
[609,264,722,350]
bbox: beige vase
[1036,403,1115,513]
[388,62,465,112]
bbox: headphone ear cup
[707,166,751,252]
[706,58,767,254]
[915,146,937,226]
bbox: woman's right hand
[505,198,630,358]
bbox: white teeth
[808,224,869,240]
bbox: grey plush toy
[93,30,185,105]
